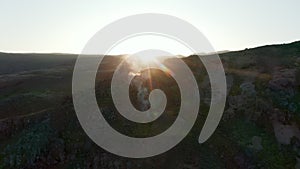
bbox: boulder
[251,136,263,151]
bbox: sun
[136,55,158,64]
[124,53,174,78]
[125,54,159,67]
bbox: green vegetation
[0,41,300,168]
[0,119,53,169]
[230,119,296,169]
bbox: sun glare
[124,53,174,78]
[136,55,157,64]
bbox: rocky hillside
[0,41,300,169]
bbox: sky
[0,0,299,55]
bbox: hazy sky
[0,0,299,55]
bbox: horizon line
[0,39,299,56]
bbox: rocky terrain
[0,41,300,168]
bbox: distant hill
[221,40,300,58]
[1,40,299,75]
[182,41,300,73]
[0,53,77,75]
